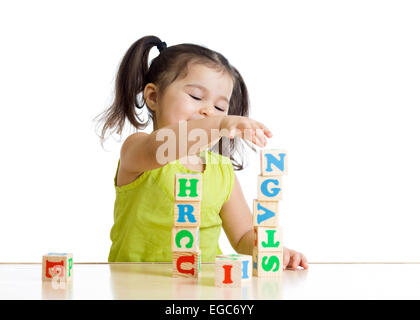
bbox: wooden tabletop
[1,263,420,299]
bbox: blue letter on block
[261,179,281,198]
[256,202,275,224]
[264,153,286,173]
[176,204,196,223]
[242,260,250,279]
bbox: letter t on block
[175,173,202,202]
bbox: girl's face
[146,63,234,129]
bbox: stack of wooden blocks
[253,149,287,277]
[172,173,203,278]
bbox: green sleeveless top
[108,150,235,263]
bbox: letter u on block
[257,175,282,201]
[175,173,202,201]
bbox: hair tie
[157,41,167,53]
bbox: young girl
[96,35,308,270]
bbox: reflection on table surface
[3,262,420,299]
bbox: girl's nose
[199,105,214,117]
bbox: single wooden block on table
[252,199,279,227]
[216,254,252,281]
[252,249,283,277]
[175,173,202,202]
[214,257,242,287]
[42,253,73,282]
[254,226,283,252]
[260,149,288,176]
[257,175,282,201]
[173,201,201,226]
[172,251,201,278]
[172,227,199,252]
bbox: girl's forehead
[177,63,234,93]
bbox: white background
[0,0,419,262]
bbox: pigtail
[94,35,163,146]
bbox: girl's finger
[283,250,290,270]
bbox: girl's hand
[219,115,272,148]
[283,247,309,270]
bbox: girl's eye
[215,106,225,112]
[189,95,201,101]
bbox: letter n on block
[174,202,201,226]
[172,251,201,278]
[42,253,73,282]
[260,149,288,176]
[253,200,279,227]
[215,257,242,287]
[253,249,283,277]
[172,227,199,252]
[257,175,282,201]
[175,173,202,202]
[254,226,283,252]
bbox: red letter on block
[176,254,195,276]
[222,265,233,284]
[45,260,64,279]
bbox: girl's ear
[143,83,159,111]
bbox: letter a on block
[260,149,288,176]
[253,200,279,227]
[175,173,202,201]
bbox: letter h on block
[42,253,73,282]
[174,173,202,226]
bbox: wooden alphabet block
[174,201,201,226]
[254,226,283,252]
[215,257,242,287]
[175,173,202,201]
[216,254,252,281]
[42,253,73,282]
[252,249,283,277]
[172,227,199,252]
[260,149,288,176]
[172,251,201,278]
[253,200,279,227]
[257,175,282,201]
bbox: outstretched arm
[220,173,308,270]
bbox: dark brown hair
[94,35,255,170]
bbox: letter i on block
[42,253,73,282]
[215,257,243,287]
[216,254,252,282]
[253,249,283,277]
[172,251,201,278]
[260,149,288,176]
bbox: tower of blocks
[172,173,202,278]
[253,149,287,277]
[42,253,73,282]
